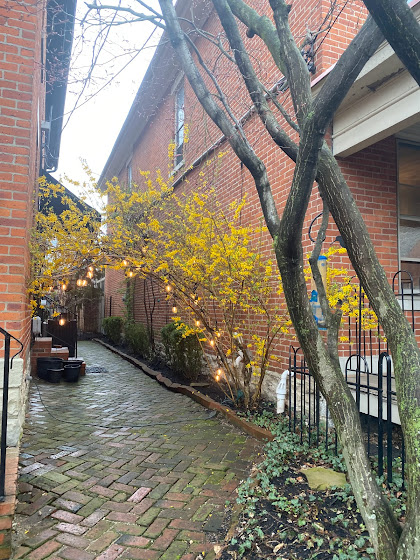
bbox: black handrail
[0,327,23,501]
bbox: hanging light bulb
[128,270,134,278]
[88,266,94,272]
[122,259,128,267]
[76,279,82,287]
[59,317,66,326]
[215,368,222,381]
[61,283,67,291]
[82,279,88,286]
[209,340,215,347]
[166,284,172,292]
[216,331,221,338]
[195,320,200,327]
[87,270,93,279]
[172,304,177,313]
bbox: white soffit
[332,4,420,157]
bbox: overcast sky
[51,3,161,196]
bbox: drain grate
[85,366,108,373]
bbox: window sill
[170,160,185,177]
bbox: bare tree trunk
[317,146,420,559]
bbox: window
[126,157,133,191]
[127,163,132,191]
[174,84,184,168]
[398,142,420,288]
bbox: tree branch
[268,0,313,125]
[226,0,286,74]
[309,200,331,326]
[158,0,281,236]
[84,3,166,29]
[313,16,383,130]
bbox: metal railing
[287,346,404,486]
[286,270,415,486]
[0,327,23,501]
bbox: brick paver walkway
[12,341,261,560]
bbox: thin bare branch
[84,2,166,29]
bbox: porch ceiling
[332,1,420,158]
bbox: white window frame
[173,81,185,172]
[126,156,133,192]
[397,140,420,300]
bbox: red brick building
[0,0,75,443]
[100,0,420,385]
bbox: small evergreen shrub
[102,316,124,345]
[125,321,151,358]
[161,321,202,380]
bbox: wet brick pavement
[12,341,261,559]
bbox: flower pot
[37,357,63,380]
[63,364,80,383]
[47,368,63,383]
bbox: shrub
[125,321,151,358]
[102,316,124,345]
[161,321,202,381]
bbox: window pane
[400,220,420,260]
[399,184,420,217]
[400,261,420,291]
[398,143,420,187]
[398,142,420,288]
[175,84,184,166]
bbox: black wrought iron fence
[286,270,414,487]
[0,327,23,501]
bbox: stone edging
[93,339,274,442]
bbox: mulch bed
[218,458,372,560]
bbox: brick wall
[0,0,45,350]
[0,0,46,445]
[103,1,403,371]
